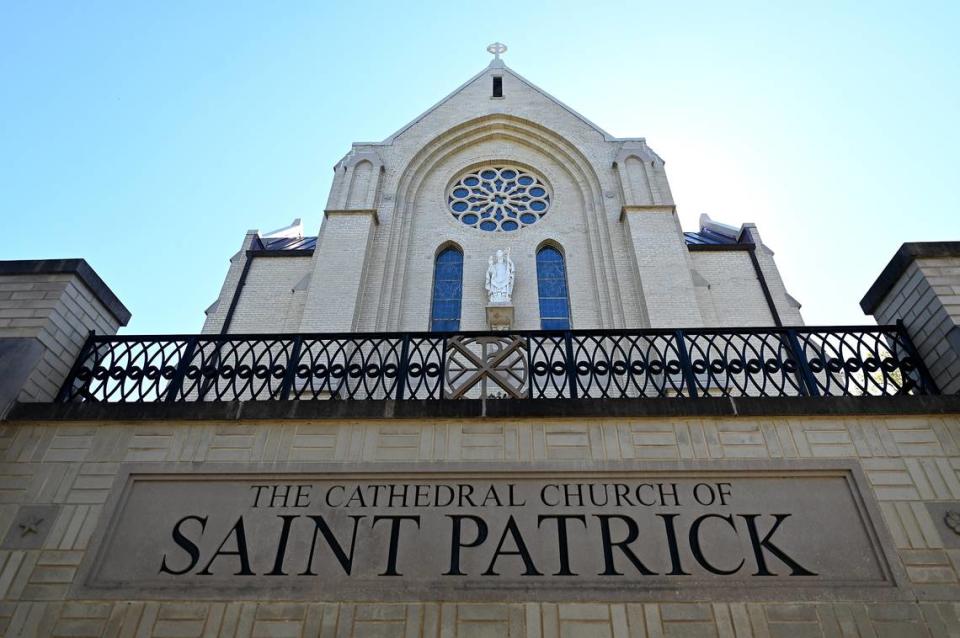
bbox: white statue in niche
[485,249,515,304]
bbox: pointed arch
[372,114,626,331]
[536,241,571,330]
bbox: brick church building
[0,45,959,637]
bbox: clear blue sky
[2,2,958,333]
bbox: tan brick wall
[2,599,951,638]
[740,227,804,327]
[363,70,653,332]
[225,258,312,334]
[873,256,960,394]
[0,274,120,402]
[203,65,805,335]
[299,66,802,333]
[202,233,259,335]
[389,141,609,331]
[302,212,378,332]
[622,210,703,329]
[690,252,773,327]
[2,414,960,635]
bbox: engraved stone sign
[74,462,904,602]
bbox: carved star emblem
[18,516,43,537]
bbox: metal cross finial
[486,42,508,59]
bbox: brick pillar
[862,242,960,394]
[300,210,378,332]
[621,206,705,328]
[0,260,130,416]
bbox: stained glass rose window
[447,166,550,231]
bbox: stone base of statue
[486,302,514,331]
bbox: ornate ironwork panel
[571,333,687,398]
[55,326,939,404]
[186,337,297,402]
[293,336,405,400]
[528,334,569,398]
[59,337,193,403]
[402,336,445,400]
[683,330,804,398]
[793,327,933,396]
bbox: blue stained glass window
[431,247,463,332]
[536,246,571,330]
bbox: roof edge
[378,61,633,146]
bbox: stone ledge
[861,241,960,314]
[0,259,131,325]
[323,208,380,224]
[8,394,960,422]
[246,249,315,258]
[686,243,754,252]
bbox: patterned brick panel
[1,415,960,635]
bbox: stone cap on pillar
[861,242,960,315]
[861,241,960,396]
[0,258,130,412]
[0,259,131,326]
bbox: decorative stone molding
[618,204,677,222]
[323,209,380,225]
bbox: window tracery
[447,166,550,232]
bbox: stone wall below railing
[1,413,960,636]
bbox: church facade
[202,47,801,337]
[1,46,960,638]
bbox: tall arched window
[431,247,463,332]
[536,245,571,330]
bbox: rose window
[447,166,550,231]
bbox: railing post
[197,340,224,402]
[526,335,535,399]
[564,331,579,399]
[55,329,96,402]
[785,329,820,397]
[279,336,303,401]
[165,337,199,403]
[674,329,698,398]
[395,335,410,400]
[439,336,448,400]
[896,320,940,395]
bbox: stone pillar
[621,206,705,328]
[0,259,130,416]
[299,210,378,332]
[300,148,384,333]
[862,242,960,394]
[614,142,703,328]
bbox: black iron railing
[55,324,939,403]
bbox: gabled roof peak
[377,53,623,145]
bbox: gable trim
[380,62,627,145]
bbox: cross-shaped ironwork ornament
[486,42,507,60]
